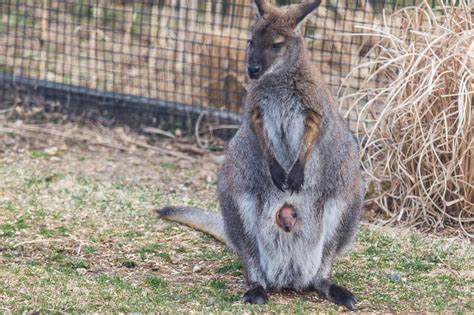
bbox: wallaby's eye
[272,42,285,52]
[247,39,253,46]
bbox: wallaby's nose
[247,65,262,78]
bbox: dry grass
[339,1,473,237]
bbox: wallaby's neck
[245,45,335,120]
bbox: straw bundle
[340,1,473,237]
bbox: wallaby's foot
[313,279,357,310]
[242,284,268,305]
[269,158,287,192]
[328,283,357,310]
[287,159,304,194]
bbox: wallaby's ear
[252,0,265,19]
[289,0,321,30]
[253,0,275,20]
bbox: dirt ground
[0,117,473,313]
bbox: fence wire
[0,0,423,133]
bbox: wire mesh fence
[0,0,425,134]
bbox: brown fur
[299,109,322,164]
[250,106,272,158]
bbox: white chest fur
[261,97,305,171]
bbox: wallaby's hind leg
[312,252,357,310]
[334,196,363,258]
[313,253,357,309]
[310,197,361,310]
[239,251,269,304]
[312,278,357,310]
[218,191,269,304]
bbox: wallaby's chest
[261,97,305,171]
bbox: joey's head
[246,0,321,80]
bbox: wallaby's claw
[288,159,304,194]
[242,284,268,305]
[269,159,287,192]
[328,283,357,310]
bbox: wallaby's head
[246,0,321,80]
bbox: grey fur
[158,207,226,243]
[159,0,363,309]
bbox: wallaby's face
[246,22,294,80]
[246,0,321,80]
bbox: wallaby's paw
[287,160,304,194]
[269,159,287,192]
[242,285,268,305]
[328,283,357,310]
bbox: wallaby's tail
[157,206,226,243]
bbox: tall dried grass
[340,1,473,237]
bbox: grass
[0,126,473,313]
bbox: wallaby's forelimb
[251,106,322,193]
[288,109,322,193]
[300,109,322,163]
[250,105,287,191]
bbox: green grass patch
[138,243,162,260]
[146,276,167,289]
[40,226,69,237]
[217,260,242,276]
[197,249,227,260]
[157,252,172,263]
[159,161,176,169]
[85,245,97,254]
[1,223,16,237]
[120,259,136,268]
[97,275,133,290]
[209,279,226,290]
[1,201,17,212]
[30,149,49,159]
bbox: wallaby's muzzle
[247,64,262,79]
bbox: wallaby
[159,0,364,309]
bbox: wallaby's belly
[258,230,324,290]
[262,100,305,171]
[254,193,346,290]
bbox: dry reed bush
[339,1,474,237]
